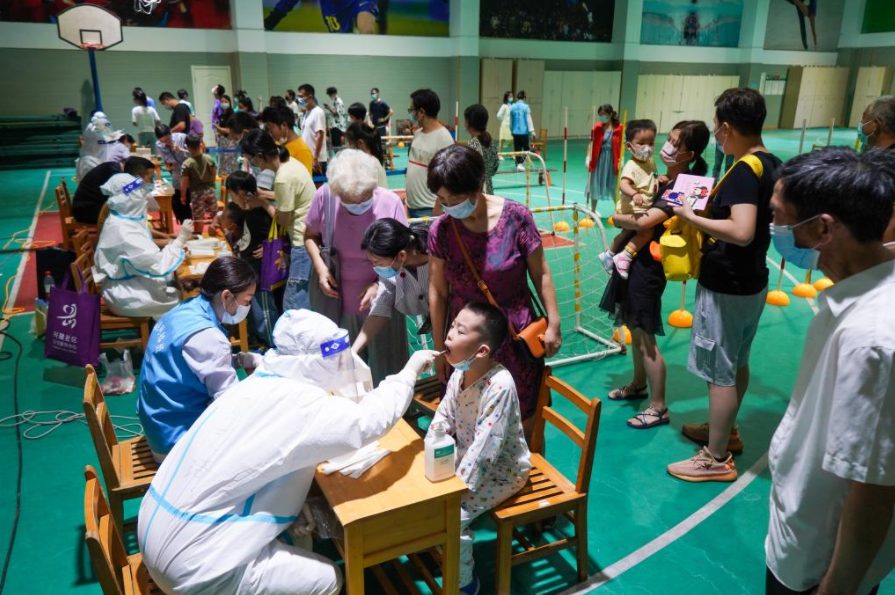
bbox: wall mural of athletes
[0,0,231,28]
[641,0,743,47]
[764,0,844,52]
[261,0,449,36]
[480,0,614,42]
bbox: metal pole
[88,49,103,112]
[798,119,807,154]
[573,205,581,328]
[454,101,460,142]
[827,118,834,146]
[614,111,628,211]
[562,106,568,205]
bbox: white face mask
[630,144,653,161]
[221,293,250,325]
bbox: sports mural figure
[263,0,383,33]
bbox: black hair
[360,218,429,257]
[223,201,246,229]
[598,103,620,128]
[671,120,710,176]
[119,133,135,144]
[276,145,290,162]
[298,83,315,97]
[348,102,367,121]
[285,89,296,101]
[237,95,255,113]
[239,129,289,162]
[410,89,441,118]
[778,147,895,243]
[503,91,513,104]
[262,106,295,129]
[268,96,287,109]
[177,88,189,100]
[427,145,485,196]
[154,124,171,139]
[463,104,492,148]
[227,111,259,134]
[159,91,175,102]
[133,89,148,107]
[219,95,234,123]
[371,87,380,94]
[225,170,258,194]
[625,119,657,142]
[715,87,766,137]
[213,84,226,96]
[326,86,337,96]
[516,90,526,101]
[189,255,257,298]
[461,301,509,352]
[123,156,154,177]
[185,133,202,149]
[345,122,384,164]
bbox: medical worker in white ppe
[138,309,438,595]
[92,173,192,318]
[77,112,117,180]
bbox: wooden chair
[84,465,162,595]
[56,179,96,249]
[83,365,158,534]
[531,127,549,161]
[70,228,95,267]
[489,367,601,595]
[97,203,110,238]
[71,255,151,352]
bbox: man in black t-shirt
[72,156,155,224]
[368,87,393,137]
[666,88,780,484]
[160,91,191,134]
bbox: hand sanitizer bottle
[425,422,456,482]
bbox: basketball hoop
[57,5,123,113]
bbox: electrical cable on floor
[0,410,144,441]
[0,323,23,595]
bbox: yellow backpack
[658,154,764,282]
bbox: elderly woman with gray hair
[304,148,409,381]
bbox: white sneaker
[598,251,615,274]
[516,163,525,172]
[613,251,633,280]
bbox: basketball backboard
[57,5,123,50]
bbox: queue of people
[67,83,895,595]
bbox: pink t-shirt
[305,185,408,316]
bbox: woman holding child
[599,120,710,429]
[427,145,562,441]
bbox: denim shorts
[283,245,311,311]
[687,284,767,387]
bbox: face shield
[319,330,373,400]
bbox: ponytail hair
[671,120,710,176]
[345,121,384,165]
[133,90,148,107]
[463,104,492,148]
[180,255,257,296]
[598,103,620,128]
[360,218,429,257]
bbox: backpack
[657,154,764,282]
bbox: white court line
[561,258,819,593]
[0,170,51,353]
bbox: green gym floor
[0,129,892,595]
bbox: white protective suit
[92,173,186,319]
[137,310,436,595]
[76,112,120,180]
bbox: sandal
[608,384,648,401]
[627,406,670,430]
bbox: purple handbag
[44,269,100,367]
[259,223,290,291]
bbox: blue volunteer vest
[510,101,530,136]
[138,296,226,455]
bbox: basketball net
[134,0,162,14]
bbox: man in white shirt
[297,83,328,174]
[325,86,348,148]
[405,88,454,218]
[765,147,895,595]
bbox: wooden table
[174,244,249,352]
[315,420,467,595]
[151,187,175,234]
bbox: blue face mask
[373,255,399,279]
[442,196,477,219]
[858,121,872,144]
[341,197,374,215]
[452,348,483,372]
[769,215,822,270]
[298,97,308,107]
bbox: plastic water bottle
[424,422,456,482]
[43,271,55,299]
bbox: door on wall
[191,66,232,147]
[541,71,622,139]
[480,59,514,140]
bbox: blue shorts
[319,0,378,32]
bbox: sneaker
[681,422,744,454]
[460,574,480,595]
[598,251,615,273]
[613,250,633,280]
[516,163,525,172]
[667,448,737,482]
